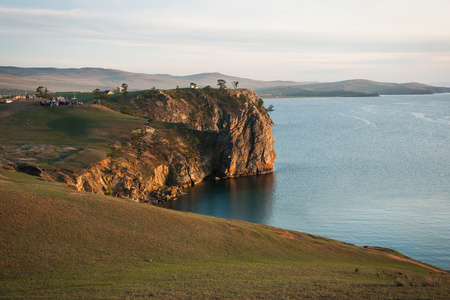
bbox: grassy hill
[258,79,450,97]
[0,169,448,299]
[300,79,450,94]
[0,67,307,92]
[0,67,183,92]
[0,99,147,171]
[3,67,449,98]
[1,94,449,298]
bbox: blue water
[161,94,450,270]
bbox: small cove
[160,94,450,270]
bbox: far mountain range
[1,66,449,97]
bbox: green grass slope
[0,100,146,170]
[0,170,448,299]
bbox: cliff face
[44,88,275,203]
[212,106,276,178]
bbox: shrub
[120,105,134,116]
[257,98,264,108]
[106,185,113,196]
[394,276,405,287]
[238,94,247,108]
[423,276,441,287]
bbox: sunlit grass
[0,170,448,299]
[0,101,146,169]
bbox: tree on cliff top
[217,79,227,89]
[121,83,128,95]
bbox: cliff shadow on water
[159,172,276,224]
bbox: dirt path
[364,247,449,275]
[383,252,449,275]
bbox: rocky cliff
[41,88,276,203]
[212,105,275,178]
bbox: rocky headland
[36,88,275,203]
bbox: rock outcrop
[212,105,276,178]
[41,88,276,203]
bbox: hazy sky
[1,0,449,85]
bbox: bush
[257,98,264,108]
[394,277,405,287]
[238,94,247,108]
[120,105,134,116]
[423,276,441,287]
[106,185,113,196]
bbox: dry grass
[0,170,449,299]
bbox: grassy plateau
[0,99,146,170]
[0,99,449,299]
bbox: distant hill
[0,66,308,93]
[257,79,450,97]
[1,66,449,96]
[299,79,450,95]
[0,67,183,92]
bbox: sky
[1,0,450,85]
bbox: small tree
[217,79,227,89]
[166,128,178,148]
[267,104,275,112]
[121,83,128,95]
[120,104,134,116]
[232,81,239,89]
[187,110,198,128]
[106,145,123,172]
[93,88,102,104]
[36,86,50,99]
[131,128,147,160]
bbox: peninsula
[0,83,448,298]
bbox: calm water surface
[161,94,450,269]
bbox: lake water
[161,94,450,270]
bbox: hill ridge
[2,66,449,96]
